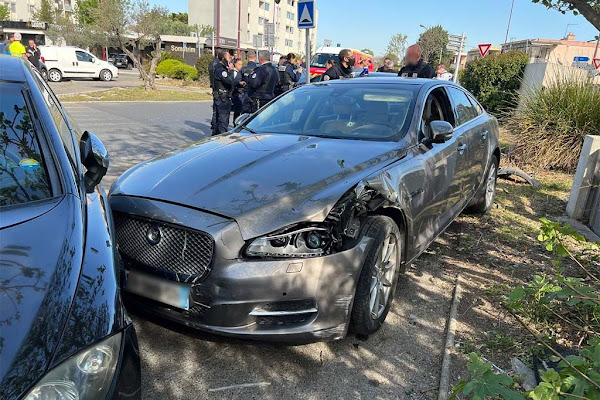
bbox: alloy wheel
[485,163,497,209]
[369,233,398,319]
[49,70,61,82]
[102,71,112,81]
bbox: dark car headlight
[245,225,333,258]
[23,332,121,400]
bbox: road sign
[478,44,491,58]
[298,0,315,29]
[573,56,589,62]
[265,23,275,35]
[594,58,600,70]
[253,34,262,48]
[447,33,467,54]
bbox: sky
[151,0,598,54]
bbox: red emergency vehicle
[309,47,375,77]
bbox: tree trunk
[567,0,600,31]
[146,37,162,91]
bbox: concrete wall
[520,62,595,95]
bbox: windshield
[243,83,417,141]
[310,53,337,68]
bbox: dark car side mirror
[80,131,109,193]
[234,113,251,127]
[425,121,454,144]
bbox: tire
[48,69,62,82]
[40,68,48,81]
[100,69,113,81]
[351,216,403,337]
[465,155,499,215]
[126,63,133,70]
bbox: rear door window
[447,87,477,126]
[0,82,53,206]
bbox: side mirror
[90,57,96,63]
[234,113,251,127]
[80,131,109,193]
[427,121,454,144]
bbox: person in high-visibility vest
[9,33,27,59]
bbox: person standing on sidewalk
[231,58,248,121]
[322,49,354,81]
[248,50,279,112]
[9,33,27,59]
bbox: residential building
[502,33,598,66]
[189,0,318,58]
[1,0,75,44]
[2,0,74,22]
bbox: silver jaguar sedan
[109,76,500,343]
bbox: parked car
[111,53,133,70]
[109,76,499,343]
[0,56,140,399]
[39,45,119,82]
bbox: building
[189,0,318,58]
[2,0,74,22]
[465,45,501,64]
[1,0,75,44]
[502,33,599,66]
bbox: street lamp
[564,23,578,38]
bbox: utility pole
[504,0,515,47]
[237,0,241,57]
[593,33,600,60]
[454,33,465,85]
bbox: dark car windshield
[244,83,418,141]
[0,82,53,206]
[310,53,337,68]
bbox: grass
[59,87,213,102]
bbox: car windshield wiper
[241,126,257,134]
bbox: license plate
[125,270,190,310]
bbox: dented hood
[110,133,405,239]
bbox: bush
[156,59,198,81]
[507,75,600,171]
[461,51,529,115]
[195,53,214,78]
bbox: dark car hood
[0,195,84,399]
[111,133,405,239]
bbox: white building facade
[189,0,318,58]
[2,0,74,22]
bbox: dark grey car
[109,77,500,343]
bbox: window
[447,87,477,126]
[258,17,266,25]
[285,39,293,47]
[0,82,53,206]
[264,2,270,11]
[421,87,455,139]
[10,2,16,12]
[467,93,484,116]
[244,84,418,141]
[76,50,94,63]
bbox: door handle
[457,143,467,154]
[481,130,488,140]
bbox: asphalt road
[49,68,142,96]
[64,101,452,400]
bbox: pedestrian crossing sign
[298,0,316,29]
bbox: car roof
[320,75,451,89]
[0,55,28,83]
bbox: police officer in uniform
[248,50,279,112]
[398,44,435,79]
[212,49,235,135]
[240,51,258,115]
[322,48,354,81]
[275,53,302,96]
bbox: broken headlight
[245,225,334,258]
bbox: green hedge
[156,59,198,81]
[461,51,529,115]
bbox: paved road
[64,101,452,400]
[49,69,142,96]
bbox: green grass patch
[60,87,213,102]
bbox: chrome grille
[113,214,214,279]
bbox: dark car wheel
[127,63,133,70]
[40,68,48,81]
[465,155,499,215]
[351,216,402,337]
[100,69,113,81]
[48,68,62,82]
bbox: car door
[75,50,98,77]
[446,86,480,212]
[465,92,490,190]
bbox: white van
[39,46,119,82]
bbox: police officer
[248,50,279,112]
[398,44,435,79]
[322,48,354,81]
[275,52,302,96]
[211,49,235,136]
[231,58,248,120]
[208,54,220,132]
[239,51,258,115]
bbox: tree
[0,4,10,20]
[384,33,408,64]
[170,12,188,24]
[76,0,100,25]
[532,0,600,31]
[360,48,374,56]
[33,0,57,23]
[417,25,452,67]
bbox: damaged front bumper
[111,196,372,343]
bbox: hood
[110,133,405,239]
[0,195,84,399]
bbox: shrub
[461,51,529,115]
[156,59,198,81]
[195,53,214,78]
[507,75,600,171]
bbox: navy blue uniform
[212,62,234,135]
[248,63,279,112]
[240,61,257,115]
[231,69,246,120]
[275,61,299,96]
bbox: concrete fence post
[566,135,600,228]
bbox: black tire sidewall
[466,154,499,215]
[351,216,402,336]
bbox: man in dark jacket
[25,39,41,71]
[248,50,279,112]
[322,48,354,81]
[275,52,302,96]
[398,44,435,79]
[211,49,234,135]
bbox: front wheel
[126,63,133,70]
[351,216,403,337]
[465,155,499,215]
[100,69,113,81]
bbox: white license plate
[125,270,190,310]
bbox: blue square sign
[298,0,315,29]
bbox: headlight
[245,225,333,258]
[24,333,122,400]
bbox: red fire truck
[309,47,376,77]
